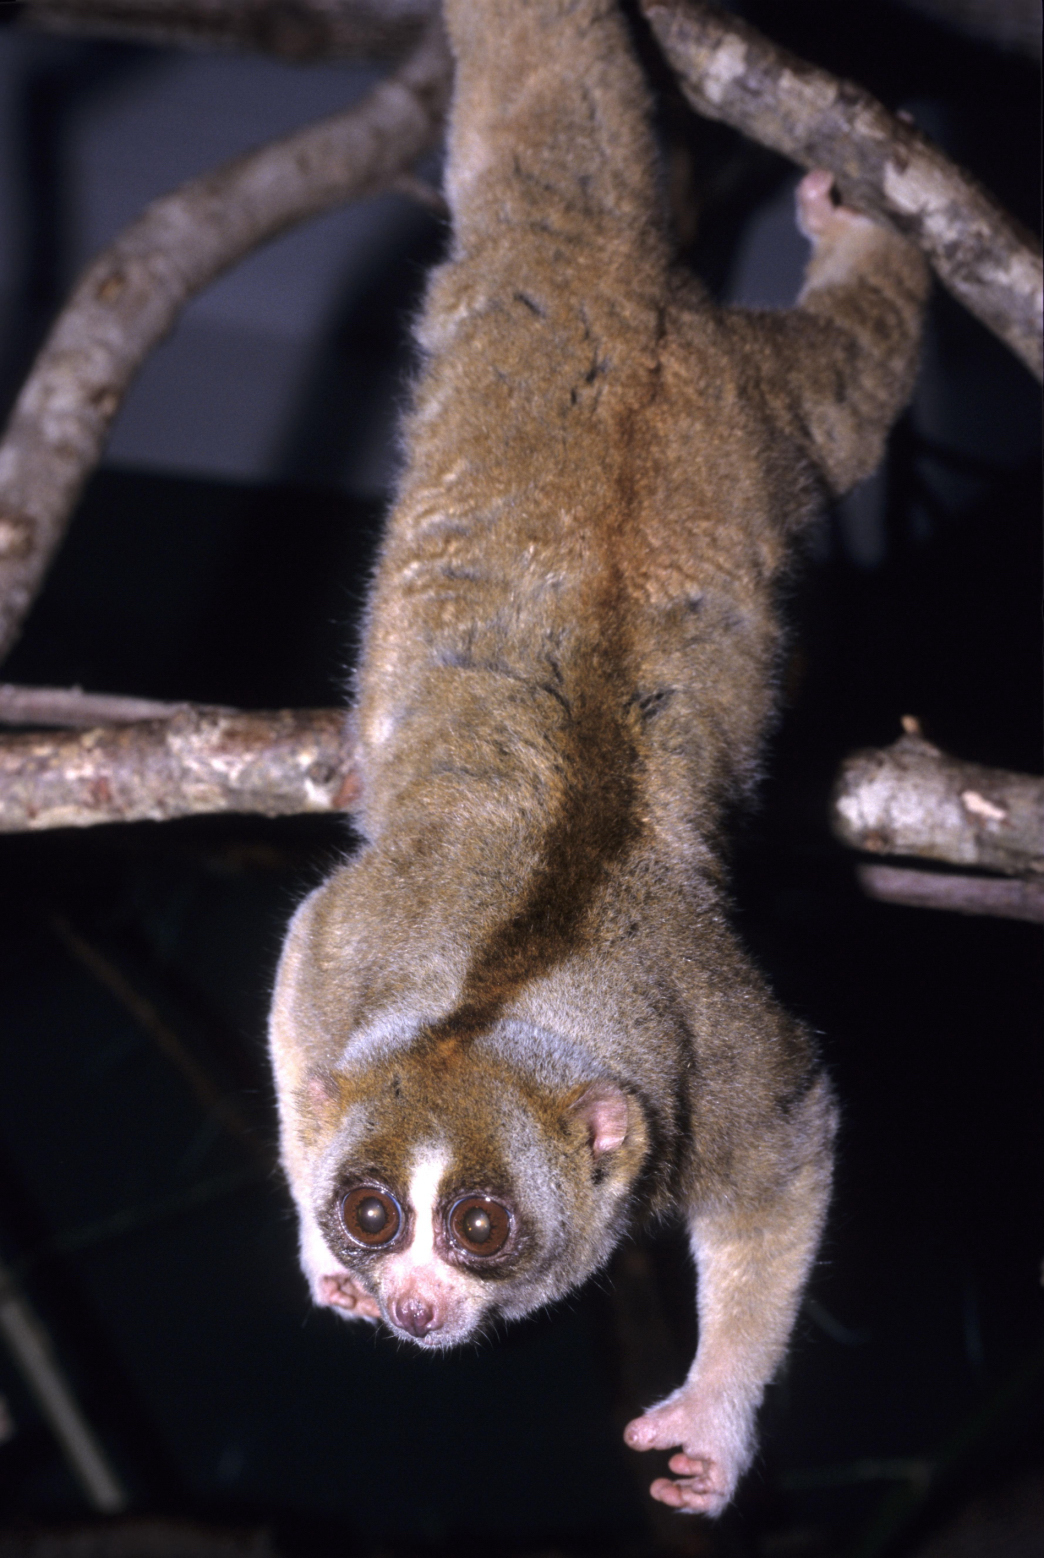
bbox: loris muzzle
[270,0,927,1517]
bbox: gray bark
[832,730,1044,877]
[857,863,1044,924]
[0,707,359,830]
[0,682,230,727]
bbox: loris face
[287,1042,648,1349]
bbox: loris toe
[650,1474,730,1517]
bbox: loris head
[270,884,651,1348]
[286,1038,648,1348]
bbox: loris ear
[569,1082,631,1157]
[300,1069,342,1125]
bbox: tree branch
[641,0,1043,380]
[0,707,360,830]
[0,682,230,727]
[0,17,451,665]
[857,863,1044,924]
[18,0,435,61]
[832,726,1044,876]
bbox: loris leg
[731,169,930,502]
[441,0,665,260]
[624,1096,835,1515]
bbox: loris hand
[624,1382,755,1516]
[796,168,872,242]
[318,1272,381,1320]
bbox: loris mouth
[384,1313,479,1350]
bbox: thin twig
[0,706,360,831]
[0,682,231,728]
[19,0,435,60]
[0,16,451,664]
[856,863,1044,923]
[641,0,1043,379]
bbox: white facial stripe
[406,1149,447,1266]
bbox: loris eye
[447,1195,511,1256]
[340,1186,402,1248]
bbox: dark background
[0,2,1039,1555]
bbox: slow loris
[270,0,927,1516]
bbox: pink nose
[391,1297,438,1338]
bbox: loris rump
[270,0,927,1515]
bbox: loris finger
[649,1475,729,1516]
[668,1451,716,1480]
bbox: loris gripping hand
[270,0,926,1518]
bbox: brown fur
[270,0,928,1515]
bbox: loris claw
[270,0,928,1516]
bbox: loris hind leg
[624,1080,836,1515]
[732,169,930,502]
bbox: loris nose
[392,1297,438,1338]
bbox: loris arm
[727,171,931,502]
[625,1076,838,1515]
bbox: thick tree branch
[857,863,1044,924]
[0,707,359,830]
[641,0,1043,380]
[0,18,451,665]
[832,727,1044,877]
[19,0,435,60]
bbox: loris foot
[796,168,872,241]
[318,1273,381,1320]
[624,1386,753,1517]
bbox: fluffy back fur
[270,0,927,1515]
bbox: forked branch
[0,17,451,664]
[641,0,1043,379]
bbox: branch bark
[857,863,1044,924]
[641,0,1043,380]
[19,0,435,60]
[0,17,451,665]
[0,682,229,727]
[0,707,359,830]
[832,729,1044,876]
